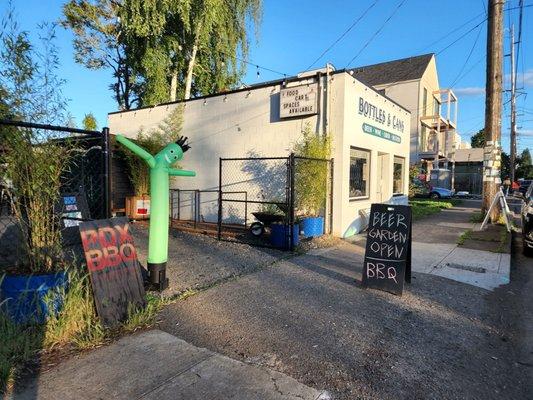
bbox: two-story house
[349,53,460,174]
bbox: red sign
[79,217,145,326]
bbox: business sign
[362,123,401,143]
[79,217,146,326]
[280,84,318,118]
[357,97,406,134]
[362,204,412,296]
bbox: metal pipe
[217,158,222,240]
[0,118,100,136]
[102,127,112,218]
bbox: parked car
[521,181,533,257]
[411,178,453,199]
[518,179,533,197]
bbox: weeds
[457,229,473,245]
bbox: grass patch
[409,199,457,220]
[0,270,199,394]
[457,229,473,245]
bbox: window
[393,156,405,194]
[422,88,428,115]
[349,148,370,199]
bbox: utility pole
[510,24,517,183]
[482,0,505,222]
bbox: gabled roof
[348,53,434,87]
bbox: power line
[345,0,408,68]
[305,0,380,71]
[449,25,484,88]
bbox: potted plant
[0,19,74,324]
[1,128,73,323]
[293,124,332,238]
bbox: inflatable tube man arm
[116,134,156,168]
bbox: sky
[2,0,532,153]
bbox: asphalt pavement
[155,203,531,399]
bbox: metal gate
[0,119,112,268]
[217,154,333,250]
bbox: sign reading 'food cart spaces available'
[280,84,318,118]
[362,204,412,296]
[79,217,146,326]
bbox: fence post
[289,153,295,251]
[217,158,222,240]
[177,189,181,220]
[102,127,112,219]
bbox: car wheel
[430,192,440,200]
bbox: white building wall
[108,72,410,238]
[335,75,411,237]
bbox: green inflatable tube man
[116,134,195,290]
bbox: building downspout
[325,63,332,136]
[316,71,322,134]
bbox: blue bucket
[0,271,67,324]
[300,216,324,238]
[270,223,299,249]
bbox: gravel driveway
[131,223,285,295]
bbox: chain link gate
[0,119,112,270]
[217,154,333,250]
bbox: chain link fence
[0,119,111,272]
[215,154,333,250]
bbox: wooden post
[482,0,505,222]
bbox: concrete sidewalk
[11,330,328,400]
[348,201,511,290]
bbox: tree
[62,0,141,110]
[82,113,98,130]
[517,148,533,179]
[63,0,262,107]
[470,128,485,148]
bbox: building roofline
[108,68,410,116]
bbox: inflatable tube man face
[116,134,195,291]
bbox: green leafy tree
[62,0,141,110]
[82,112,98,130]
[63,0,262,107]
[470,128,485,148]
[517,148,533,179]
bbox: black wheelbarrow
[250,208,287,237]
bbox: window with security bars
[349,147,370,199]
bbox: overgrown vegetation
[457,229,473,245]
[0,270,197,394]
[293,124,331,216]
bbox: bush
[293,124,331,216]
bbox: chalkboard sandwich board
[362,203,412,296]
[79,217,146,326]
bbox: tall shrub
[0,7,72,273]
[293,124,331,216]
